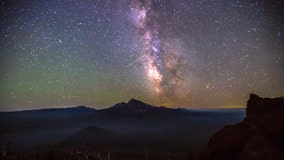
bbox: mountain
[0,98,245,157]
[57,99,245,155]
[198,94,284,160]
[98,98,190,120]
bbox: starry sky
[0,0,283,111]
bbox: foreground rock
[198,94,284,160]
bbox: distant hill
[60,126,117,150]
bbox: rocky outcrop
[198,94,284,160]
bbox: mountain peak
[127,98,154,109]
[128,98,139,103]
[128,98,146,105]
[102,98,155,114]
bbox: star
[0,0,283,111]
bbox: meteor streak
[126,55,146,67]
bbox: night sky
[0,0,283,111]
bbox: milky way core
[129,0,191,103]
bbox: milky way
[129,1,186,101]
[0,0,283,111]
[128,0,190,102]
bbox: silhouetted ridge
[198,94,284,160]
[246,94,284,115]
[9,105,96,113]
[62,105,96,113]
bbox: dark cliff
[198,94,284,160]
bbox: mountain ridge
[0,98,246,114]
[0,105,96,113]
[0,98,164,113]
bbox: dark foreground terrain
[2,94,281,160]
[197,94,284,160]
